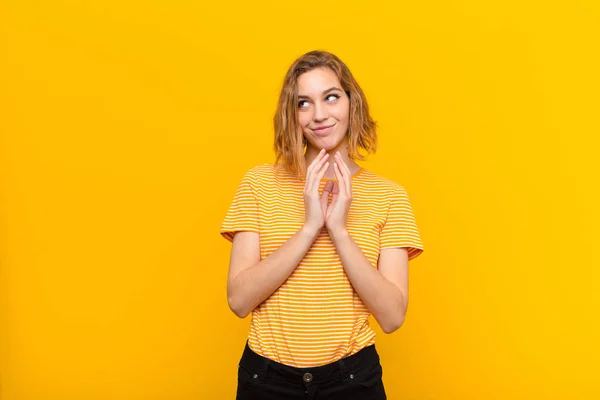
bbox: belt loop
[262,356,270,382]
[338,359,346,382]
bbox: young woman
[220,50,424,400]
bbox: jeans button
[303,372,313,382]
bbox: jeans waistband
[239,341,380,383]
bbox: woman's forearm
[329,229,406,333]
[228,225,320,318]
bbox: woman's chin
[306,136,345,152]
[321,138,344,151]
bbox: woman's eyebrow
[298,86,343,99]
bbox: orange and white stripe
[221,163,424,367]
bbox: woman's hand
[303,148,330,233]
[324,152,353,236]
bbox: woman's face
[296,67,350,151]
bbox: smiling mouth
[313,124,334,131]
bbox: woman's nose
[313,102,327,121]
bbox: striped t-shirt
[220,163,424,367]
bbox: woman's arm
[226,149,331,318]
[226,225,320,318]
[329,229,409,334]
[324,152,409,334]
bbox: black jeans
[236,341,387,400]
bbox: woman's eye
[298,94,339,108]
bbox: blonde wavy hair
[273,50,378,180]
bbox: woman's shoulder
[238,163,287,187]
[250,162,302,179]
[359,168,405,193]
[243,163,278,179]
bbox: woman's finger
[334,154,348,196]
[306,148,325,179]
[333,161,346,197]
[305,149,325,181]
[317,161,330,184]
[336,153,352,197]
[306,151,329,193]
[308,157,329,194]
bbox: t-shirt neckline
[320,167,364,182]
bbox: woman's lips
[313,124,335,134]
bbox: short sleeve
[379,186,424,261]
[220,169,260,242]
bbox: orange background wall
[1,1,599,399]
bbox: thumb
[321,180,333,210]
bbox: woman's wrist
[327,227,349,241]
[301,223,322,238]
